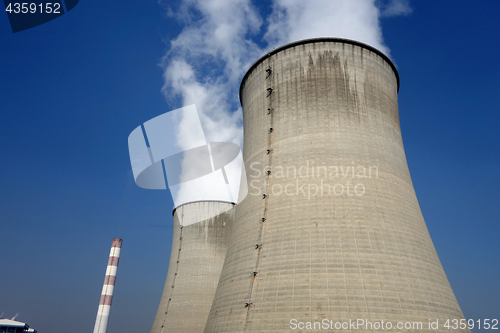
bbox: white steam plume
[161,0,264,148]
[265,0,411,57]
[265,0,387,54]
[159,0,411,203]
[380,0,413,17]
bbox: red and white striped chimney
[93,238,122,333]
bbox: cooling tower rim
[239,37,400,105]
[172,200,236,216]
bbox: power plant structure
[150,201,235,333]
[94,238,122,333]
[140,37,468,332]
[201,38,468,332]
[127,104,243,333]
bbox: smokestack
[93,238,122,333]
[204,38,468,332]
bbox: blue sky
[1,1,499,332]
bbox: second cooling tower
[204,38,468,332]
[150,201,235,333]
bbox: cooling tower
[204,38,468,332]
[151,201,235,333]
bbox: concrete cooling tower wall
[150,201,235,333]
[203,38,468,332]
